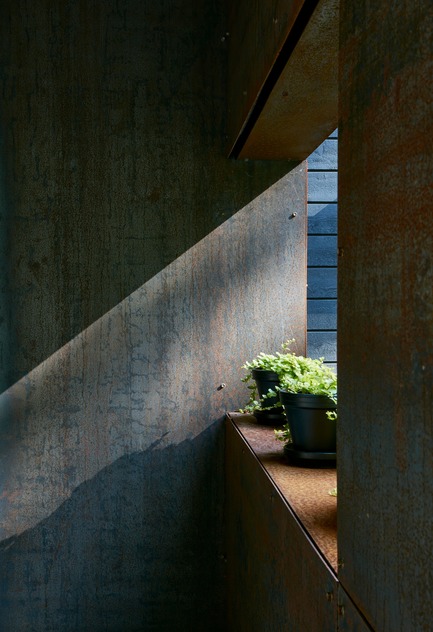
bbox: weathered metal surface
[229,413,338,571]
[337,585,375,632]
[231,0,339,159]
[226,417,337,632]
[0,0,294,389]
[338,1,433,630]
[227,0,306,153]
[0,158,306,630]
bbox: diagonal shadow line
[0,165,306,541]
[0,169,302,400]
[0,426,226,632]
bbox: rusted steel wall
[234,0,339,160]
[0,0,307,629]
[338,1,433,630]
[226,419,337,631]
[336,586,375,632]
[226,0,305,152]
[0,0,293,389]
[0,162,306,632]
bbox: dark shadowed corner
[0,124,13,393]
[0,422,226,632]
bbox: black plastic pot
[251,368,285,425]
[278,391,337,452]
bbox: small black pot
[279,391,336,452]
[251,369,284,425]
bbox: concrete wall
[0,1,306,630]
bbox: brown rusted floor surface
[227,412,338,573]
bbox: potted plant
[273,346,337,459]
[240,341,304,425]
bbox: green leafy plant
[274,423,292,443]
[240,341,338,444]
[240,339,298,414]
[275,344,337,446]
[240,340,337,413]
[241,341,338,432]
[276,345,337,399]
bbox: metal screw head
[290,212,297,218]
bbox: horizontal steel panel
[229,0,339,160]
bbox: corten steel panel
[228,413,338,572]
[338,1,433,631]
[227,0,305,151]
[226,419,337,632]
[0,0,293,389]
[337,586,375,632]
[229,0,339,160]
[0,167,307,631]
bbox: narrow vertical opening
[307,129,338,371]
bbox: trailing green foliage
[239,339,299,413]
[274,423,292,443]
[276,342,337,398]
[241,340,337,423]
